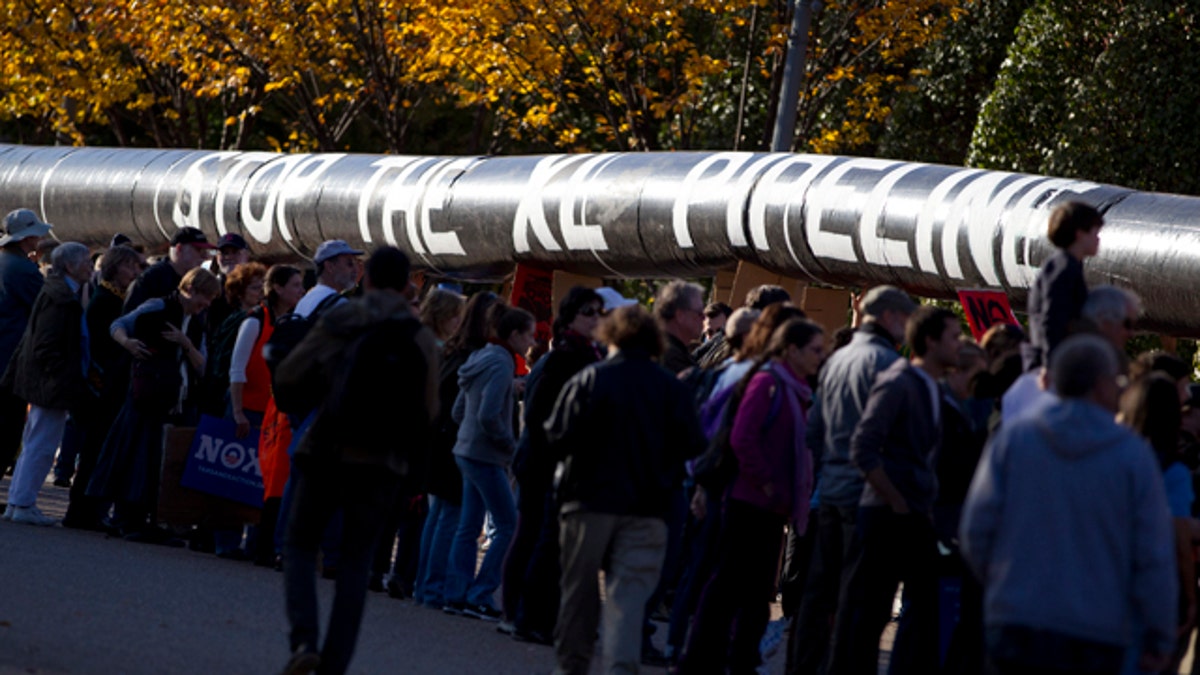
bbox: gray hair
[726,307,761,340]
[50,241,90,274]
[654,280,704,320]
[1082,285,1141,326]
[1050,334,1120,398]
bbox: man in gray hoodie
[961,334,1177,674]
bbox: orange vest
[242,304,275,413]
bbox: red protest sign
[957,289,1020,341]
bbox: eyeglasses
[578,306,602,318]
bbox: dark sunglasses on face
[578,306,602,318]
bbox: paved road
[0,477,790,674]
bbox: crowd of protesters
[0,199,1195,675]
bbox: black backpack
[316,317,430,469]
[263,292,341,412]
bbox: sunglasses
[578,306,603,318]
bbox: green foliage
[879,0,1034,165]
[967,1,1200,195]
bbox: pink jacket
[728,361,813,528]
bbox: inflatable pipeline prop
[0,144,1196,332]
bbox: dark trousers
[985,625,1123,675]
[787,503,859,675]
[283,458,400,675]
[372,486,425,588]
[679,499,786,675]
[828,506,939,675]
[0,385,27,477]
[666,503,723,654]
[645,485,689,635]
[63,397,117,527]
[503,484,560,633]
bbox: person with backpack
[442,304,537,620]
[677,318,825,674]
[274,246,439,675]
[412,291,501,609]
[210,262,267,433]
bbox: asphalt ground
[0,476,794,674]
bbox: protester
[201,232,254,413]
[692,301,733,368]
[678,318,825,674]
[654,281,705,374]
[275,246,439,675]
[503,286,605,643]
[294,239,361,318]
[1119,372,1194,673]
[545,304,706,675]
[1024,201,1103,371]
[370,288,467,598]
[1,243,94,526]
[442,304,537,620]
[413,292,500,610]
[219,262,269,436]
[961,334,1177,675]
[744,284,791,311]
[61,245,145,530]
[86,267,220,542]
[419,288,467,345]
[827,305,961,675]
[250,264,306,566]
[0,209,51,478]
[123,226,213,312]
[787,286,915,675]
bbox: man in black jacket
[545,305,706,675]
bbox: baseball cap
[314,239,365,265]
[0,209,53,247]
[170,227,215,249]
[110,233,132,248]
[595,287,637,312]
[217,233,249,251]
[860,285,916,318]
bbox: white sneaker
[2,504,13,520]
[11,506,57,526]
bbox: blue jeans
[443,456,516,608]
[414,495,461,607]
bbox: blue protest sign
[180,414,264,508]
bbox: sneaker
[496,620,517,635]
[512,627,553,646]
[278,646,320,675]
[11,506,57,527]
[442,601,467,616]
[462,603,502,622]
[52,477,72,488]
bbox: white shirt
[293,283,344,318]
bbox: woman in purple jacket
[678,318,826,674]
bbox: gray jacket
[850,358,941,515]
[960,397,1177,654]
[452,343,517,466]
[809,323,902,507]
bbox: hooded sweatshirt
[452,342,517,466]
[960,397,1177,655]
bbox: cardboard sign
[957,289,1020,341]
[180,415,264,508]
